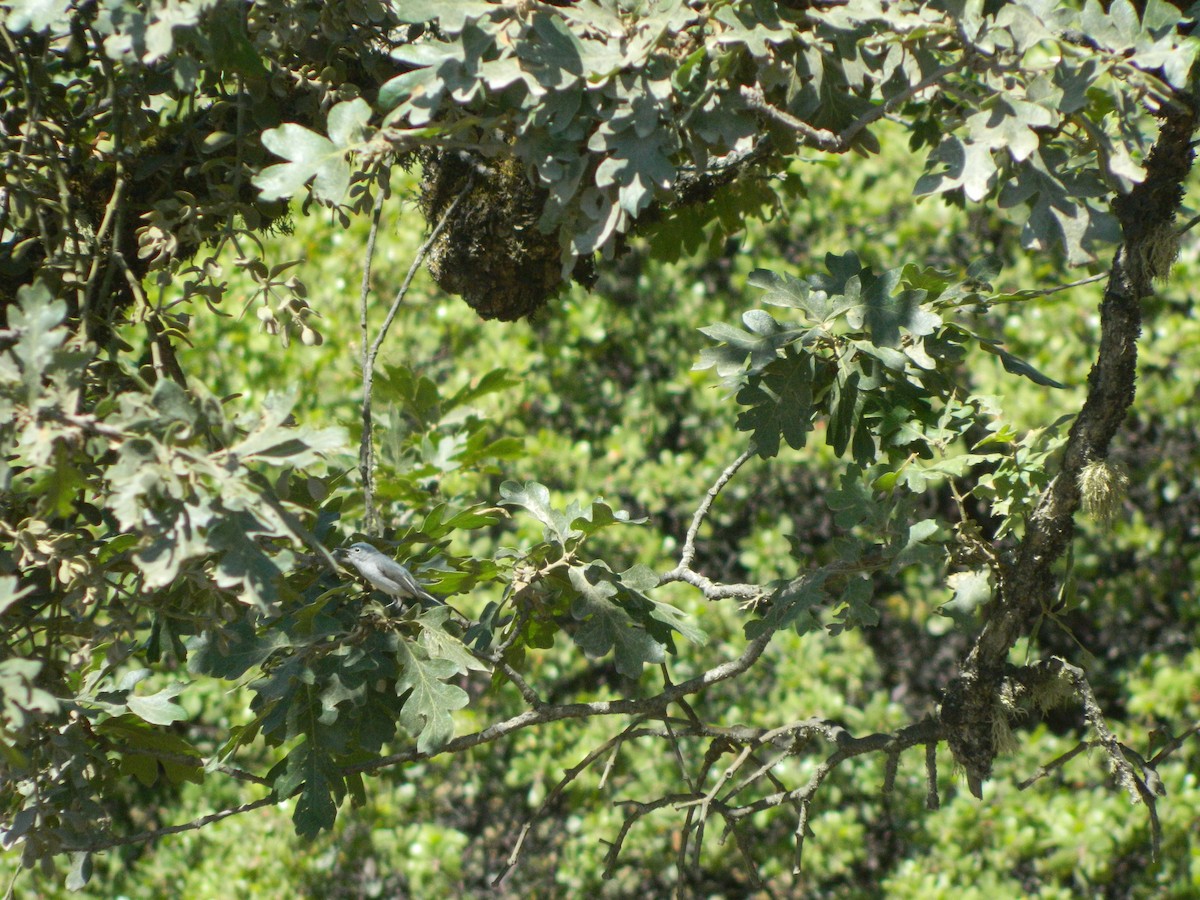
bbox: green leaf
[566,497,645,537]
[915,135,998,202]
[845,268,940,347]
[646,599,707,647]
[378,66,443,115]
[892,518,942,570]
[942,569,993,618]
[389,0,496,32]
[127,683,188,725]
[519,11,586,88]
[595,127,675,217]
[66,851,92,891]
[695,320,784,378]
[207,3,269,80]
[748,268,858,326]
[500,481,568,544]
[835,573,879,629]
[0,575,33,617]
[746,572,829,638]
[825,466,878,529]
[0,658,59,727]
[395,640,469,753]
[418,609,491,674]
[289,744,341,839]
[971,333,1065,389]
[568,565,665,677]
[151,379,199,429]
[255,126,340,200]
[748,269,810,310]
[326,98,372,147]
[228,397,346,466]
[96,715,204,785]
[735,356,815,458]
[255,104,370,204]
[3,0,70,33]
[827,368,862,458]
[966,97,1056,164]
[377,363,441,425]
[318,673,363,724]
[209,514,285,611]
[186,619,285,679]
[8,280,69,402]
[444,368,521,410]
[998,147,1117,265]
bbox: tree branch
[942,104,1199,792]
[740,61,963,154]
[58,796,277,854]
[660,447,762,600]
[357,170,473,534]
[345,629,776,776]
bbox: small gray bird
[334,542,443,609]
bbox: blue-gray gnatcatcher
[334,542,443,609]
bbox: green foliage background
[10,127,1197,897]
[4,0,1200,896]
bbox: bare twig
[1148,722,1200,766]
[723,745,800,807]
[498,722,653,884]
[603,793,697,878]
[677,447,754,570]
[740,61,963,154]
[990,273,1108,302]
[660,448,761,600]
[1053,661,1142,803]
[659,565,762,601]
[659,664,697,790]
[1016,740,1092,790]
[484,653,544,708]
[357,166,474,532]
[356,185,387,532]
[792,796,812,875]
[1012,658,1167,857]
[924,741,940,810]
[58,796,276,854]
[725,717,942,822]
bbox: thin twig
[792,797,811,875]
[991,273,1108,302]
[486,654,543,708]
[726,718,941,820]
[603,793,700,878]
[722,746,798,808]
[498,722,652,884]
[660,447,760,600]
[659,566,762,601]
[357,171,473,532]
[740,61,963,154]
[1016,739,1092,790]
[677,447,754,570]
[925,741,940,810]
[357,185,387,533]
[58,796,276,853]
[345,628,776,775]
[659,664,697,791]
[1056,660,1142,803]
[1147,721,1200,767]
